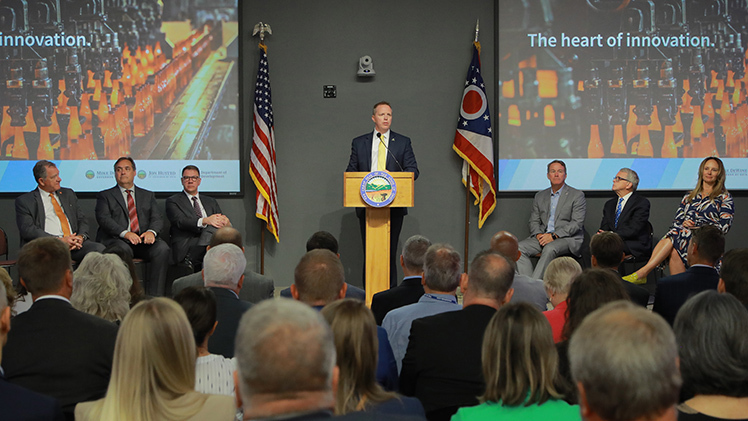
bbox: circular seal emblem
[85,170,95,179]
[360,171,397,208]
[137,170,147,179]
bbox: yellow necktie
[50,193,72,237]
[377,135,387,171]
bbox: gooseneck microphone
[376,132,404,171]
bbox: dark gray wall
[0,0,743,290]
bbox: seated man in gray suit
[280,231,365,301]
[490,230,548,311]
[171,227,274,304]
[518,160,586,279]
[165,165,231,267]
[15,160,105,262]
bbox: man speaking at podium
[346,101,419,288]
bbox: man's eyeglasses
[182,176,200,181]
[613,176,630,182]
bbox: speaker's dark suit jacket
[165,192,223,264]
[600,192,652,260]
[0,375,65,421]
[172,270,274,304]
[371,276,424,325]
[400,304,497,421]
[208,287,253,358]
[653,265,720,325]
[95,185,164,241]
[2,298,118,418]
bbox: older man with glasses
[598,168,652,261]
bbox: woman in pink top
[542,257,582,343]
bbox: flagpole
[261,229,265,275]
[461,19,480,273]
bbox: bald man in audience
[490,231,548,311]
[718,248,748,308]
[570,301,681,421]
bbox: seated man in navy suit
[598,168,652,261]
[653,225,725,325]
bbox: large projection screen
[498,0,748,192]
[0,0,240,193]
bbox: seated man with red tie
[95,157,170,296]
[16,160,105,263]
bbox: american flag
[250,44,280,242]
[452,41,496,228]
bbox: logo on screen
[85,170,95,179]
[137,170,147,179]
[360,171,397,208]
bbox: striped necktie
[377,135,387,171]
[614,197,623,228]
[126,190,140,234]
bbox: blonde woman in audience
[320,299,425,417]
[74,297,235,421]
[542,257,582,343]
[70,252,132,323]
[452,302,579,420]
[0,267,15,315]
[174,286,236,397]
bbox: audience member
[717,248,748,308]
[0,273,66,420]
[95,157,170,296]
[653,225,724,325]
[598,167,652,261]
[281,231,366,301]
[0,267,16,315]
[570,301,681,421]
[556,269,629,400]
[202,243,252,358]
[321,299,425,417]
[371,235,431,325]
[400,250,514,421]
[104,246,146,307]
[234,299,424,420]
[2,237,118,419]
[75,298,235,420]
[174,286,235,397]
[590,232,649,307]
[517,160,586,279]
[491,230,548,311]
[70,252,132,323]
[292,249,398,391]
[452,302,580,421]
[673,290,748,419]
[383,243,462,373]
[542,256,582,343]
[171,227,275,304]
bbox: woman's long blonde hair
[320,299,399,414]
[89,298,208,420]
[687,156,727,202]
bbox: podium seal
[360,171,397,207]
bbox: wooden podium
[344,172,414,305]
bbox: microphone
[376,132,404,172]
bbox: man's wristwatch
[551,233,559,240]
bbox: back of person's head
[174,286,218,348]
[467,250,514,301]
[401,235,431,272]
[423,243,461,292]
[18,237,72,296]
[481,302,564,406]
[562,268,629,341]
[570,301,681,421]
[103,246,144,306]
[293,249,345,304]
[71,252,132,322]
[208,227,243,249]
[543,256,582,296]
[674,290,748,399]
[720,248,748,305]
[203,244,246,288]
[320,299,396,414]
[489,231,520,262]
[0,267,15,315]
[235,299,336,410]
[691,225,725,265]
[97,297,203,419]
[306,231,339,254]
[590,232,625,269]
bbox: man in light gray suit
[171,227,274,304]
[517,160,586,279]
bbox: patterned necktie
[614,197,623,228]
[49,193,72,237]
[192,196,203,218]
[377,135,387,171]
[126,190,140,234]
